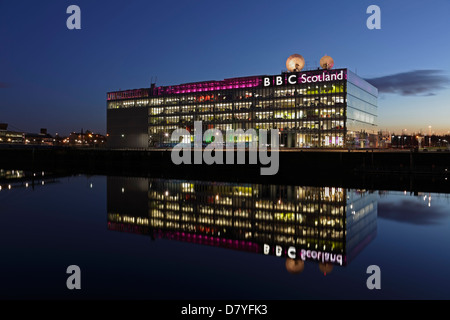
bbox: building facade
[0,123,24,144]
[107,68,377,149]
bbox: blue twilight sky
[1,0,450,136]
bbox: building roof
[107,68,360,100]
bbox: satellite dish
[319,262,334,275]
[286,54,305,72]
[285,258,305,274]
[320,55,334,70]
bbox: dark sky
[1,0,449,135]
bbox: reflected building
[0,169,57,191]
[107,177,377,274]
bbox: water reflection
[0,169,57,191]
[378,192,450,225]
[1,172,449,298]
[107,177,378,275]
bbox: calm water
[1,172,450,300]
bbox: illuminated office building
[0,123,24,144]
[107,60,378,148]
[107,177,378,271]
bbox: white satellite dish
[286,54,305,72]
[320,55,334,70]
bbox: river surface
[1,171,449,299]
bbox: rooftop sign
[107,69,347,100]
[263,69,346,87]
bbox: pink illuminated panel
[154,76,262,96]
[107,222,259,253]
[107,89,149,101]
[107,76,262,101]
[159,230,260,253]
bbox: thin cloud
[365,70,450,96]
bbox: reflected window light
[121,188,125,193]
[25,183,29,188]
[90,183,93,188]
[8,184,11,190]
[42,181,44,185]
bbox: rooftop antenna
[150,76,157,89]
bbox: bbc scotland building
[107,56,378,149]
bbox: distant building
[25,128,54,145]
[377,130,392,148]
[68,130,106,147]
[0,123,24,144]
[1,124,107,147]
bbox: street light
[428,126,432,147]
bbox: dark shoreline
[1,146,449,193]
